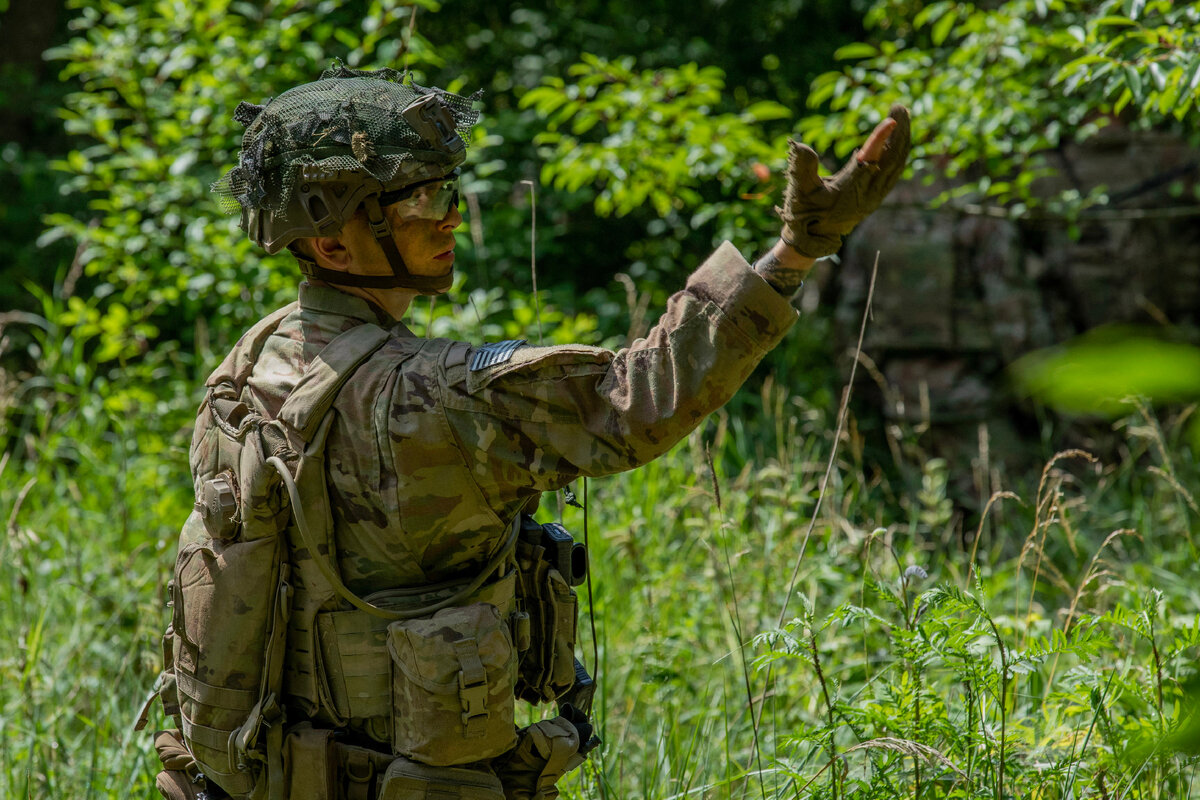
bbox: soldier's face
[320,201,463,288]
[384,200,463,277]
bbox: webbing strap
[340,745,378,800]
[361,194,454,295]
[176,671,257,712]
[278,323,392,442]
[455,640,487,687]
[262,566,291,705]
[264,571,291,800]
[455,638,489,737]
[180,714,236,754]
[266,716,284,800]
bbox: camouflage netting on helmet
[213,62,480,216]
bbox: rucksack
[139,306,394,797]
[138,306,597,800]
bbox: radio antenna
[519,179,544,346]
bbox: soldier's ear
[307,234,352,270]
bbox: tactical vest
[140,306,597,800]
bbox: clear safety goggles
[378,175,460,221]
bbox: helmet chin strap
[295,195,453,295]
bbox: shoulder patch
[469,339,527,371]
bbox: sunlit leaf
[833,42,878,61]
[1012,326,1200,415]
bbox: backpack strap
[265,322,519,621]
[277,323,392,443]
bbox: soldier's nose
[440,204,463,231]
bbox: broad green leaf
[1093,15,1138,27]
[833,42,879,61]
[741,101,791,122]
[1012,328,1200,415]
[931,11,958,46]
[913,0,951,29]
[1186,57,1200,93]
[1148,61,1166,91]
[1123,65,1143,99]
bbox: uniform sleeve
[438,241,799,515]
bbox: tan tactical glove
[153,729,206,800]
[494,715,587,800]
[776,104,911,258]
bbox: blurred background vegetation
[2,0,1200,797]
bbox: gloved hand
[776,104,911,258]
[153,729,206,800]
[493,715,585,800]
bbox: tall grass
[566,395,1200,799]
[3,293,1199,798]
[1,295,198,798]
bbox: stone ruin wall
[827,124,1200,467]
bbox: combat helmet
[213,61,480,294]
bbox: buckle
[458,671,490,727]
[368,217,390,239]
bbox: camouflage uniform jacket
[237,241,797,596]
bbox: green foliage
[1012,325,1200,457]
[1013,325,1200,416]
[414,0,872,296]
[0,291,195,797]
[389,276,615,349]
[40,0,444,356]
[6,1,1200,798]
[0,18,82,312]
[1055,0,1200,121]
[799,0,1200,215]
[524,55,788,227]
[749,427,1199,799]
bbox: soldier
[147,63,909,800]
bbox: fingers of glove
[156,770,202,800]
[783,139,828,197]
[831,105,911,213]
[885,104,912,161]
[869,104,912,194]
[153,729,195,772]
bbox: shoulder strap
[205,302,299,389]
[264,321,518,621]
[277,323,392,442]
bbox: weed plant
[3,290,1199,799]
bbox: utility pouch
[387,602,517,765]
[172,526,288,797]
[282,724,337,800]
[492,715,587,800]
[378,757,504,800]
[332,740,395,800]
[317,571,518,726]
[542,569,578,695]
[514,518,580,704]
[159,625,181,721]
